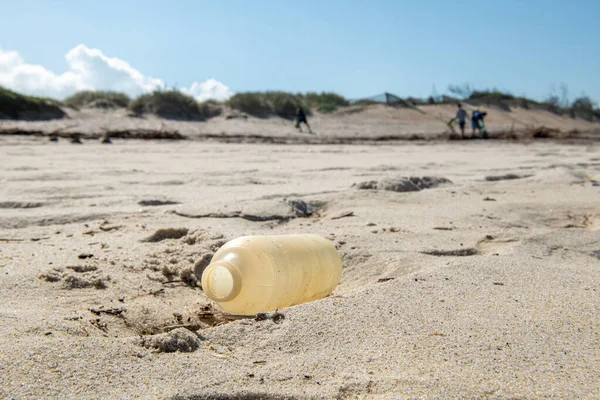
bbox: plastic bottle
[201,234,342,315]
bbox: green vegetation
[469,90,515,101]
[446,85,540,112]
[467,90,517,111]
[129,90,205,120]
[226,91,353,117]
[445,82,599,119]
[422,95,459,105]
[198,100,223,118]
[64,90,130,108]
[570,96,596,121]
[265,92,305,119]
[303,92,349,113]
[315,103,338,113]
[0,86,65,120]
[226,92,266,116]
[537,92,598,120]
[0,84,597,124]
[226,91,306,119]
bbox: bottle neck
[201,261,241,302]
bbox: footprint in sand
[422,236,521,257]
[476,235,521,256]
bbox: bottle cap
[201,261,241,302]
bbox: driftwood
[0,125,597,144]
[88,308,124,316]
[0,127,186,141]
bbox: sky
[0,0,598,103]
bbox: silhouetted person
[471,110,488,138]
[455,103,467,137]
[295,107,312,134]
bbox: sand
[0,134,599,399]
[1,103,599,143]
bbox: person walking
[295,106,313,134]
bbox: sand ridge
[1,103,599,144]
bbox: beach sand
[1,136,599,398]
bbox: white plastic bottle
[201,234,342,315]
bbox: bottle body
[201,234,342,315]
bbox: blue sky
[0,0,598,102]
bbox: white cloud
[64,44,164,96]
[0,48,85,98]
[183,79,233,102]
[0,44,232,101]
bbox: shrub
[0,86,65,120]
[469,90,515,101]
[64,90,130,108]
[317,103,338,113]
[539,95,563,115]
[303,92,349,114]
[304,92,349,107]
[570,96,596,121]
[438,95,459,104]
[468,90,515,111]
[265,91,305,119]
[226,91,351,117]
[199,100,223,118]
[226,92,268,116]
[129,90,204,121]
[227,92,308,119]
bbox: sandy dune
[1,102,599,143]
[0,136,599,398]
